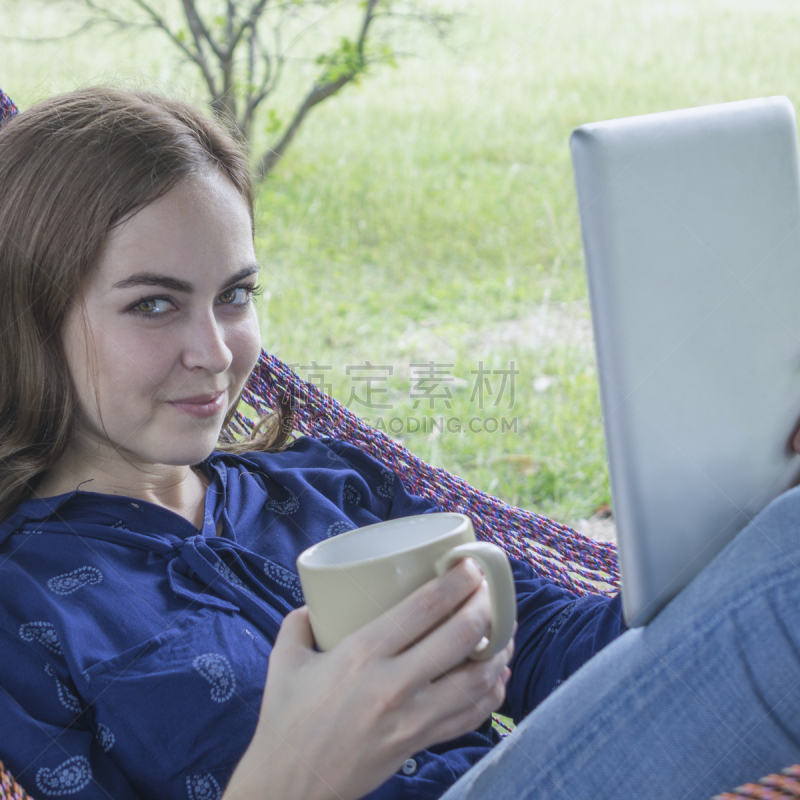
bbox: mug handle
[434,541,517,661]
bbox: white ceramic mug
[296,512,516,659]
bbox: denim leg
[442,486,800,800]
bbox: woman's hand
[222,558,514,800]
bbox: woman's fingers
[234,568,516,800]
[429,633,513,707]
[398,576,496,682]
[272,607,316,660]
[411,641,515,749]
[354,558,485,659]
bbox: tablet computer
[571,96,800,627]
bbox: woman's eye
[218,286,251,305]
[132,297,172,315]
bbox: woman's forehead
[93,172,255,289]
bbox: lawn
[3,0,799,525]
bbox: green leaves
[265,108,281,135]
[315,36,365,85]
[378,42,397,70]
[315,36,399,87]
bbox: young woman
[0,87,625,800]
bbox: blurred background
[2,0,797,534]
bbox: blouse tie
[1,512,292,644]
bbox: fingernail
[465,557,484,576]
[502,667,511,686]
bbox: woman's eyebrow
[111,265,259,293]
[112,273,194,292]
[220,265,260,289]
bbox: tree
[37,0,451,180]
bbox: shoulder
[209,436,386,475]
[211,437,438,520]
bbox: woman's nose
[181,312,233,374]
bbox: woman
[0,87,625,800]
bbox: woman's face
[61,169,261,470]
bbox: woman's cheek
[231,314,262,384]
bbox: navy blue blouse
[0,436,625,800]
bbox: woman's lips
[167,391,226,418]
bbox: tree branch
[226,0,237,48]
[250,24,274,105]
[0,15,95,42]
[62,0,144,30]
[229,0,270,54]
[25,0,452,183]
[356,0,379,57]
[181,0,225,61]
[260,21,283,101]
[121,0,219,97]
[256,73,351,179]
[247,18,257,90]
[374,7,454,39]
[242,18,284,141]
[255,0,379,179]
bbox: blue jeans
[442,486,800,799]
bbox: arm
[315,439,625,722]
[222,559,514,800]
[501,557,627,722]
[0,628,142,800]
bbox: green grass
[4,0,800,524]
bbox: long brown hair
[0,86,288,522]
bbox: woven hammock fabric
[0,762,30,800]
[225,350,620,597]
[0,89,19,128]
[712,765,800,799]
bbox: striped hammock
[225,350,620,597]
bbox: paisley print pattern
[192,654,236,703]
[324,446,345,464]
[186,773,222,800]
[97,724,115,752]
[36,756,91,796]
[44,663,82,714]
[213,559,245,588]
[326,520,355,537]
[47,566,103,595]
[375,469,395,499]
[343,484,362,506]
[19,622,63,655]
[262,561,304,604]
[264,485,300,515]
